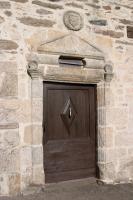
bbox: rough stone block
[0,2,11,9]
[97,86,105,107]
[32,99,43,122]
[116,148,127,159]
[32,125,42,145]
[36,9,53,15]
[0,108,17,124]
[65,2,83,9]
[4,11,12,16]
[31,80,43,98]
[0,100,31,123]
[0,100,18,111]
[0,132,3,147]
[4,130,19,148]
[24,125,32,144]
[105,87,115,106]
[105,127,114,147]
[119,157,133,171]
[98,148,106,163]
[115,133,133,147]
[98,127,114,148]
[89,20,107,26]
[0,40,18,50]
[103,6,111,10]
[119,19,133,25]
[0,100,31,124]
[106,149,116,162]
[18,74,30,99]
[0,123,19,129]
[24,117,45,141]
[98,108,106,126]
[17,101,31,123]
[104,162,116,181]
[98,162,116,182]
[0,149,20,173]
[0,175,9,195]
[32,166,44,184]
[20,146,32,174]
[106,108,128,126]
[0,16,4,24]
[128,148,133,156]
[8,173,20,195]
[0,62,17,73]
[115,170,130,183]
[10,0,28,3]
[32,1,63,9]
[95,35,113,51]
[18,17,55,27]
[94,29,124,38]
[21,174,32,190]
[32,146,43,165]
[0,73,18,97]
[86,3,100,9]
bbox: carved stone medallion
[63,11,83,31]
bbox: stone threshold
[21,177,97,196]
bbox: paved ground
[1,179,133,200]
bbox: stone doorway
[27,30,113,186]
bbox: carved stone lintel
[27,61,41,79]
[27,60,113,83]
[104,64,114,82]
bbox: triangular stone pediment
[37,34,104,59]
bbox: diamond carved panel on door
[43,82,96,183]
[61,98,77,134]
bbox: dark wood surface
[43,82,96,183]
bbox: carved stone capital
[27,61,41,79]
[104,64,114,82]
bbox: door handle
[69,107,72,118]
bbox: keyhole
[69,107,72,119]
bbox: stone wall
[0,0,133,196]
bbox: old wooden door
[43,82,96,183]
